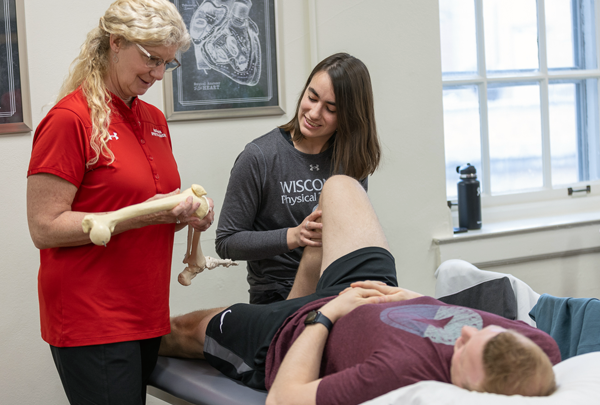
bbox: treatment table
[148,356,267,405]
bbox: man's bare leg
[288,175,388,298]
[286,244,322,300]
[319,175,389,272]
[159,307,226,358]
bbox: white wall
[2,1,597,404]
[481,252,600,299]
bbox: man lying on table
[159,175,560,405]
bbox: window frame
[441,0,600,208]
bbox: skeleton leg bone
[82,184,209,246]
[81,184,236,286]
[180,227,205,286]
[179,226,237,286]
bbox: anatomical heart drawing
[166,0,281,120]
[190,0,261,86]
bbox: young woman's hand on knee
[288,210,323,249]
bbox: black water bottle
[456,164,482,230]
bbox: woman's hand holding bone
[183,197,214,232]
[144,190,214,232]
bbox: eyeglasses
[136,44,181,72]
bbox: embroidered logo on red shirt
[108,132,119,141]
[151,129,166,138]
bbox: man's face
[450,325,506,390]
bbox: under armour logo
[108,132,119,141]
[310,165,320,171]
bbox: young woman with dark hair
[216,53,381,304]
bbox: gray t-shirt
[215,128,367,303]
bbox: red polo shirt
[28,88,180,347]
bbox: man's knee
[170,315,194,339]
[322,175,362,198]
[162,309,221,358]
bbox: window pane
[578,0,598,70]
[549,83,578,185]
[440,0,600,200]
[443,86,481,199]
[578,79,600,182]
[483,0,539,73]
[545,0,575,69]
[583,79,600,181]
[488,84,543,193]
[439,0,477,76]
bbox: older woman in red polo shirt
[25,1,214,403]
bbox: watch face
[305,310,318,324]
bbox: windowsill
[434,194,600,268]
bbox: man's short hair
[481,330,556,396]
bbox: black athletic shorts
[204,247,397,390]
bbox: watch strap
[304,310,333,332]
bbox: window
[440,0,600,202]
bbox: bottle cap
[456,163,477,179]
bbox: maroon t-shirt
[265,296,560,405]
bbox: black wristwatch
[304,310,333,332]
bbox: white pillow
[360,352,600,405]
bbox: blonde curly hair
[57,0,191,167]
